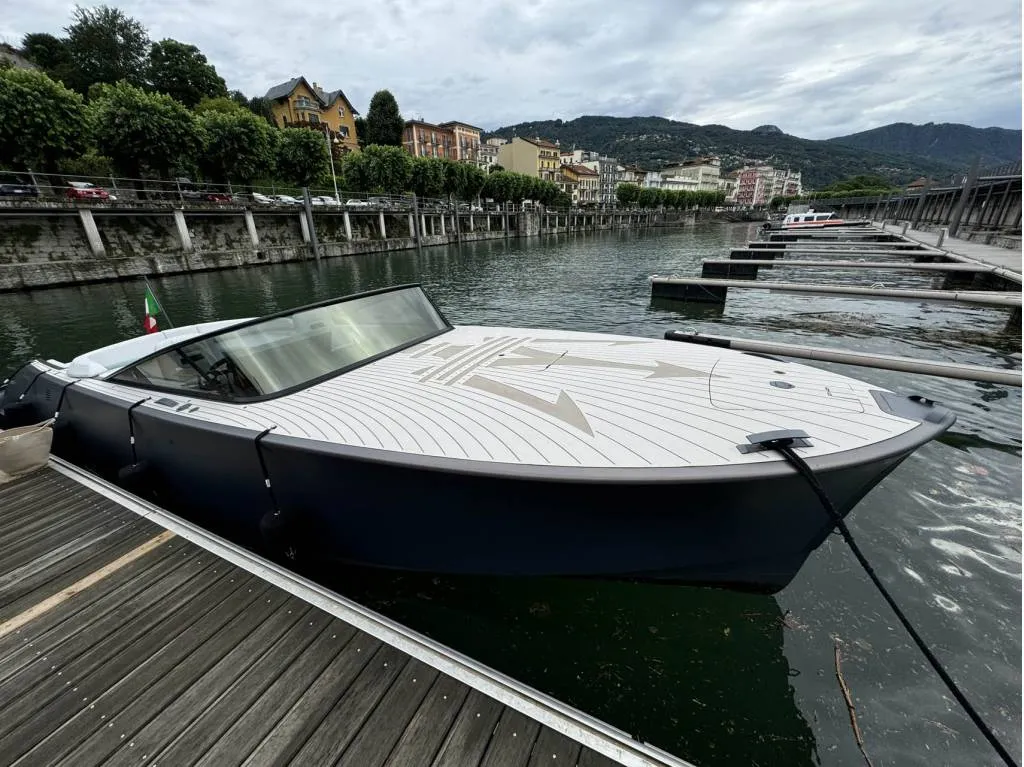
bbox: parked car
[66,182,115,201]
[202,192,233,203]
[311,196,341,206]
[251,193,274,204]
[0,179,39,198]
[345,199,371,208]
[272,195,302,206]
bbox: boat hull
[1,363,947,593]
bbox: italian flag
[143,287,161,334]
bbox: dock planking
[0,464,695,767]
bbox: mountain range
[483,118,1021,190]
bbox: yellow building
[561,164,599,205]
[496,137,561,180]
[263,77,360,153]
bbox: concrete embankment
[0,205,691,292]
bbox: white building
[658,156,723,191]
[478,143,500,171]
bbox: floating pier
[651,221,1021,382]
[653,222,1021,310]
[650,277,1020,307]
[0,461,696,767]
[703,259,1006,278]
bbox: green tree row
[0,69,328,187]
[338,147,571,205]
[615,183,726,209]
[0,67,573,204]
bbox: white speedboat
[0,284,954,592]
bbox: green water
[1,224,1019,766]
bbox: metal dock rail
[0,460,696,767]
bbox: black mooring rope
[765,438,1018,767]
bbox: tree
[228,90,249,108]
[553,191,572,208]
[482,171,514,203]
[616,183,641,207]
[245,96,276,126]
[195,96,246,115]
[537,180,559,205]
[353,116,368,149]
[824,174,895,192]
[462,164,487,201]
[90,82,202,178]
[60,151,115,177]
[63,5,150,93]
[0,68,89,171]
[364,90,404,147]
[489,163,504,173]
[197,110,276,185]
[147,39,226,108]
[409,157,445,199]
[637,187,658,208]
[20,33,76,86]
[276,128,330,187]
[339,144,412,194]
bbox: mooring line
[765,439,1018,767]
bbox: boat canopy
[107,285,450,401]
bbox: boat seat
[65,319,254,379]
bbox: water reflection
[306,565,819,767]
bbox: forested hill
[827,122,1021,169]
[484,116,974,189]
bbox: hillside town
[262,75,803,206]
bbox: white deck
[61,326,922,470]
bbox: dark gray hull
[1,363,954,593]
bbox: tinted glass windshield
[110,286,448,400]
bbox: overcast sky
[2,0,1020,138]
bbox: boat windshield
[108,286,449,401]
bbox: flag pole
[143,276,175,329]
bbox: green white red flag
[144,286,160,334]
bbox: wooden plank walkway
[0,462,695,767]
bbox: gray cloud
[1,0,1018,138]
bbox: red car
[66,182,114,201]
[203,192,233,203]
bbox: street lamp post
[323,124,340,203]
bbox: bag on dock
[0,419,54,484]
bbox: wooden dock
[0,461,696,767]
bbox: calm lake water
[1,223,1020,767]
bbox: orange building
[403,120,456,159]
[402,119,484,167]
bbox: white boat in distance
[763,210,871,231]
[0,285,955,592]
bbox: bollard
[937,227,947,248]
[900,221,909,236]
